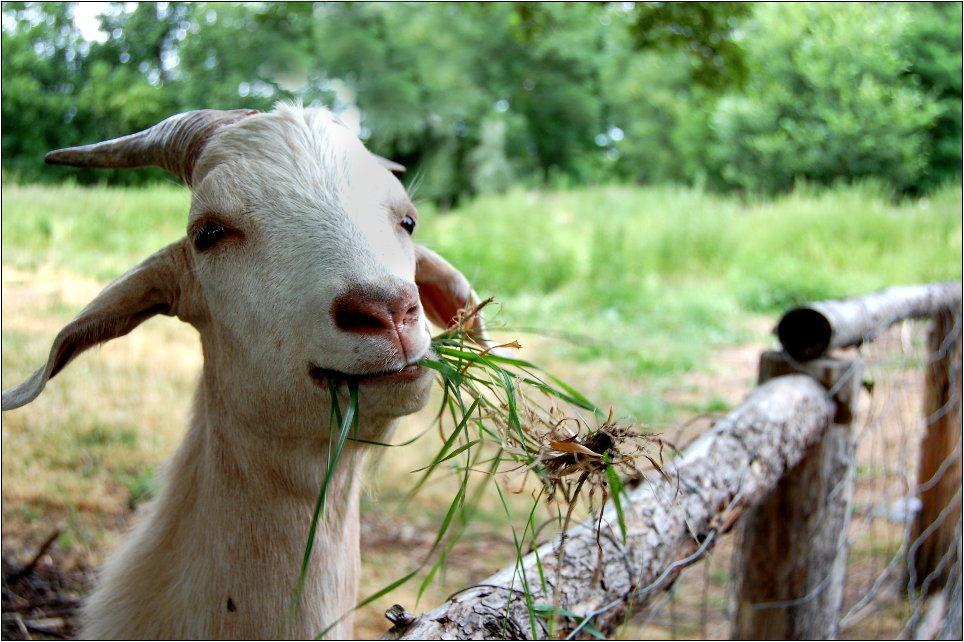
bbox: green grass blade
[295,381,358,608]
[428,482,465,555]
[345,432,425,448]
[409,438,490,472]
[316,569,421,639]
[407,398,480,496]
[417,356,464,386]
[494,481,542,639]
[605,462,628,543]
[355,569,421,610]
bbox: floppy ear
[2,239,200,411]
[414,244,503,352]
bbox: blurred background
[1,3,962,639]
[2,2,961,201]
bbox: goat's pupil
[194,222,225,252]
[400,215,416,235]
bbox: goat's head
[2,104,486,437]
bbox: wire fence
[627,314,962,640]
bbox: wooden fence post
[734,351,862,640]
[909,306,963,593]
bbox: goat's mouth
[308,362,428,389]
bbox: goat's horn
[44,109,259,186]
[374,154,406,175]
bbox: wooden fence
[382,281,962,640]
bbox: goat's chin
[357,370,434,419]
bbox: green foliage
[310,2,621,203]
[900,2,964,192]
[2,2,958,198]
[6,180,958,311]
[708,3,944,194]
[421,180,961,416]
[1,3,86,180]
[2,179,959,427]
[626,1,751,89]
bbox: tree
[901,2,964,191]
[1,2,90,181]
[708,3,940,194]
[625,1,751,90]
[1,2,958,197]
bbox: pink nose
[331,285,423,360]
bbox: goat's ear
[2,239,200,411]
[414,244,500,350]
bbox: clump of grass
[414,302,676,637]
[417,300,668,506]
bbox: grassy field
[4,180,959,418]
[1,181,961,637]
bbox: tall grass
[4,180,957,310]
[420,181,961,313]
[1,182,189,280]
[413,181,961,419]
[3,179,959,421]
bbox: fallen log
[382,374,836,640]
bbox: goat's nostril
[335,308,388,332]
[333,299,393,334]
[403,303,421,323]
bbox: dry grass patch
[2,266,198,560]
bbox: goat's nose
[331,285,423,358]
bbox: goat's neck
[81,350,385,639]
[190,374,368,634]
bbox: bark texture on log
[777,281,962,361]
[382,375,835,640]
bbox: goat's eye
[400,215,416,235]
[193,221,226,252]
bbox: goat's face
[186,108,435,423]
[2,105,488,436]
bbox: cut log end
[777,307,833,361]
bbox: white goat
[2,104,492,639]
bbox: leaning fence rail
[381,281,962,640]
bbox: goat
[2,103,493,639]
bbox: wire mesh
[625,315,962,640]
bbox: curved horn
[44,109,259,186]
[374,154,406,175]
